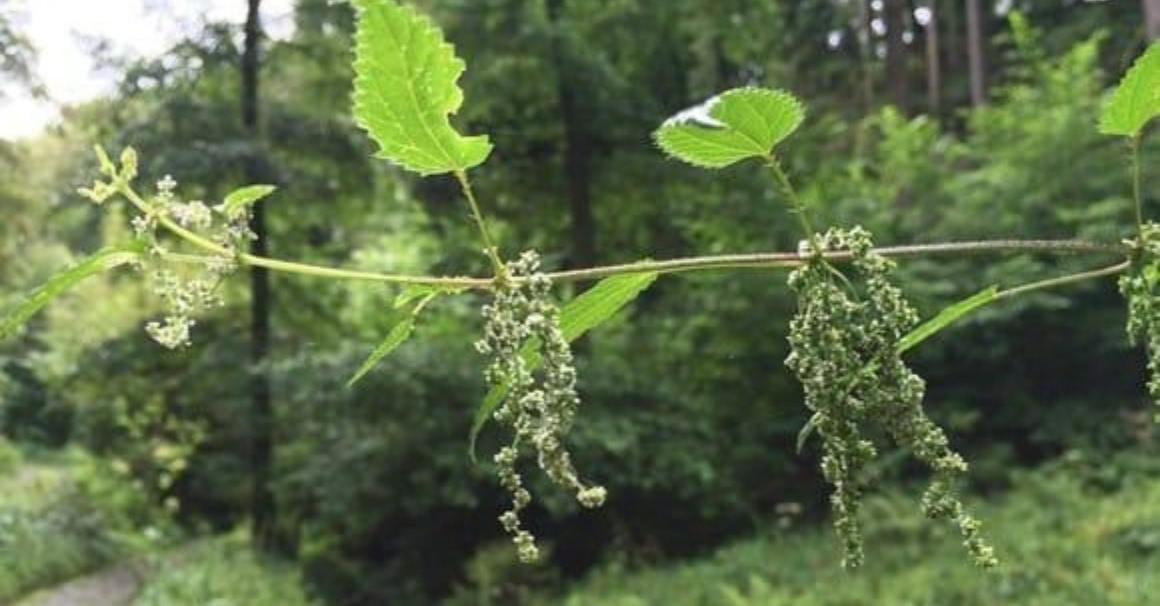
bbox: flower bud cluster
[131,174,256,349]
[82,148,257,350]
[1121,222,1160,423]
[476,250,604,563]
[786,226,996,569]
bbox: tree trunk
[965,0,986,107]
[1146,0,1160,41]
[857,0,875,112]
[884,0,909,112]
[546,0,596,284]
[242,0,275,550]
[923,2,941,116]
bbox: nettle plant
[2,0,1158,570]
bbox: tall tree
[1146,0,1160,41]
[0,9,39,99]
[242,0,275,549]
[856,0,876,112]
[884,0,910,112]
[965,0,986,107]
[546,0,597,281]
[923,2,941,115]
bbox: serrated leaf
[654,87,805,169]
[220,185,276,219]
[469,271,659,460]
[1,242,144,342]
[1099,42,1160,137]
[352,0,492,175]
[346,289,447,387]
[898,286,999,353]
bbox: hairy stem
[117,174,1126,290]
[993,260,1131,301]
[453,169,506,277]
[1131,134,1144,239]
[116,183,481,288]
[766,156,818,246]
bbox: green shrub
[532,453,1160,606]
[133,533,316,606]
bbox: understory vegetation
[517,452,1160,605]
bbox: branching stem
[117,176,1127,291]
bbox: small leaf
[346,289,450,387]
[469,271,658,460]
[898,286,999,354]
[654,87,805,169]
[346,317,416,388]
[796,412,821,454]
[352,0,492,175]
[1099,42,1160,137]
[393,284,465,310]
[220,185,276,220]
[1,242,143,342]
[94,144,115,177]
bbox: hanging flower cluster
[785,227,996,569]
[1121,222,1160,423]
[476,250,605,562]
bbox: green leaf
[654,87,805,169]
[346,289,448,387]
[1099,42,1160,137]
[796,412,821,455]
[469,271,659,460]
[346,318,416,388]
[393,284,465,310]
[352,0,492,175]
[1,242,143,342]
[898,286,999,354]
[220,185,277,220]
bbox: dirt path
[10,563,145,606]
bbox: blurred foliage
[530,451,1160,606]
[133,532,317,606]
[0,1,1156,604]
[0,449,172,602]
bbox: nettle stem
[765,155,820,249]
[116,182,1128,292]
[453,169,507,278]
[1131,134,1144,240]
[994,260,1132,301]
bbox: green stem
[1131,134,1144,239]
[766,156,818,245]
[453,170,506,277]
[118,178,1127,290]
[117,183,483,288]
[993,260,1131,301]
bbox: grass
[519,452,1160,606]
[132,532,317,606]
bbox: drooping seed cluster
[785,226,997,569]
[1121,222,1160,423]
[476,250,605,563]
[79,147,255,349]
